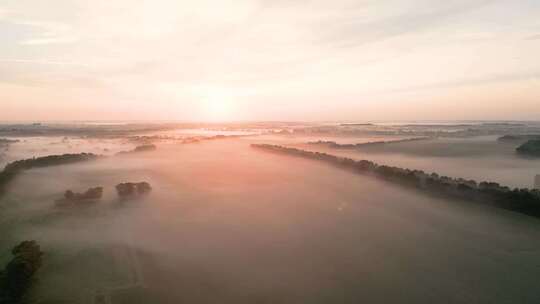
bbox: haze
[2,133,540,303]
[1,0,540,121]
[2,1,540,303]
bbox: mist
[297,135,540,189]
[2,0,540,300]
[2,136,540,303]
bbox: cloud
[0,59,90,67]
[313,0,495,48]
[0,0,539,120]
[19,36,78,45]
[12,20,78,45]
[525,33,540,40]
[382,72,540,94]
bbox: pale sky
[1,0,539,122]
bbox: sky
[0,0,539,122]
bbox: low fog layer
[295,136,540,189]
[0,136,135,168]
[2,139,540,303]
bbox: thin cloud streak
[378,72,540,95]
[0,59,91,67]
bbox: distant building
[535,175,540,189]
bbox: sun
[201,95,235,122]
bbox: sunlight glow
[201,94,236,122]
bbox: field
[2,135,540,303]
